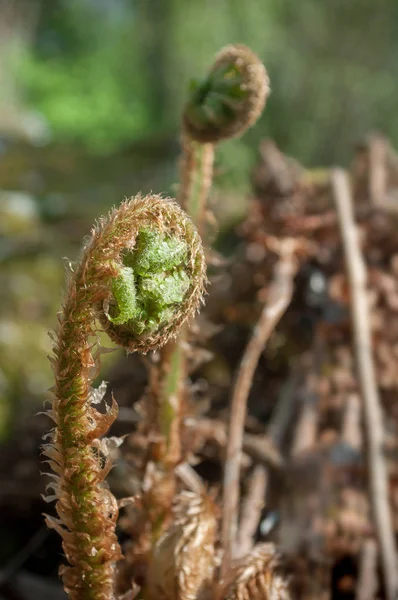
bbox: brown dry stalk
[235,371,299,557]
[356,539,378,600]
[236,464,268,558]
[221,243,297,576]
[44,195,205,600]
[185,417,283,470]
[341,393,362,454]
[290,394,318,459]
[241,432,284,470]
[266,371,299,449]
[331,169,398,600]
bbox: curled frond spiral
[97,194,206,353]
[44,194,206,600]
[183,44,270,144]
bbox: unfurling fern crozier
[43,194,206,600]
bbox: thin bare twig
[267,370,299,448]
[291,394,318,459]
[221,243,297,576]
[291,334,325,460]
[175,462,205,494]
[185,417,284,469]
[235,369,299,557]
[356,539,378,600]
[235,465,268,558]
[242,433,284,470]
[331,169,398,600]
[341,393,362,454]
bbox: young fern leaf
[43,194,206,600]
[179,44,269,222]
[183,44,270,144]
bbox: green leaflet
[185,63,248,132]
[109,266,139,326]
[108,229,190,336]
[125,228,188,275]
[139,269,190,306]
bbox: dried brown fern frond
[147,491,218,600]
[218,544,290,600]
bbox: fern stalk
[153,138,214,468]
[179,136,215,233]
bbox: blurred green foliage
[14,0,398,163]
[18,1,151,152]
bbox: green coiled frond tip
[96,194,206,353]
[183,44,269,144]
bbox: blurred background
[1,0,398,597]
[2,0,398,434]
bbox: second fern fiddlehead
[44,194,205,600]
[179,44,269,224]
[183,43,269,145]
[154,44,269,488]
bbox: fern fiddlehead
[43,194,205,600]
[183,43,269,145]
